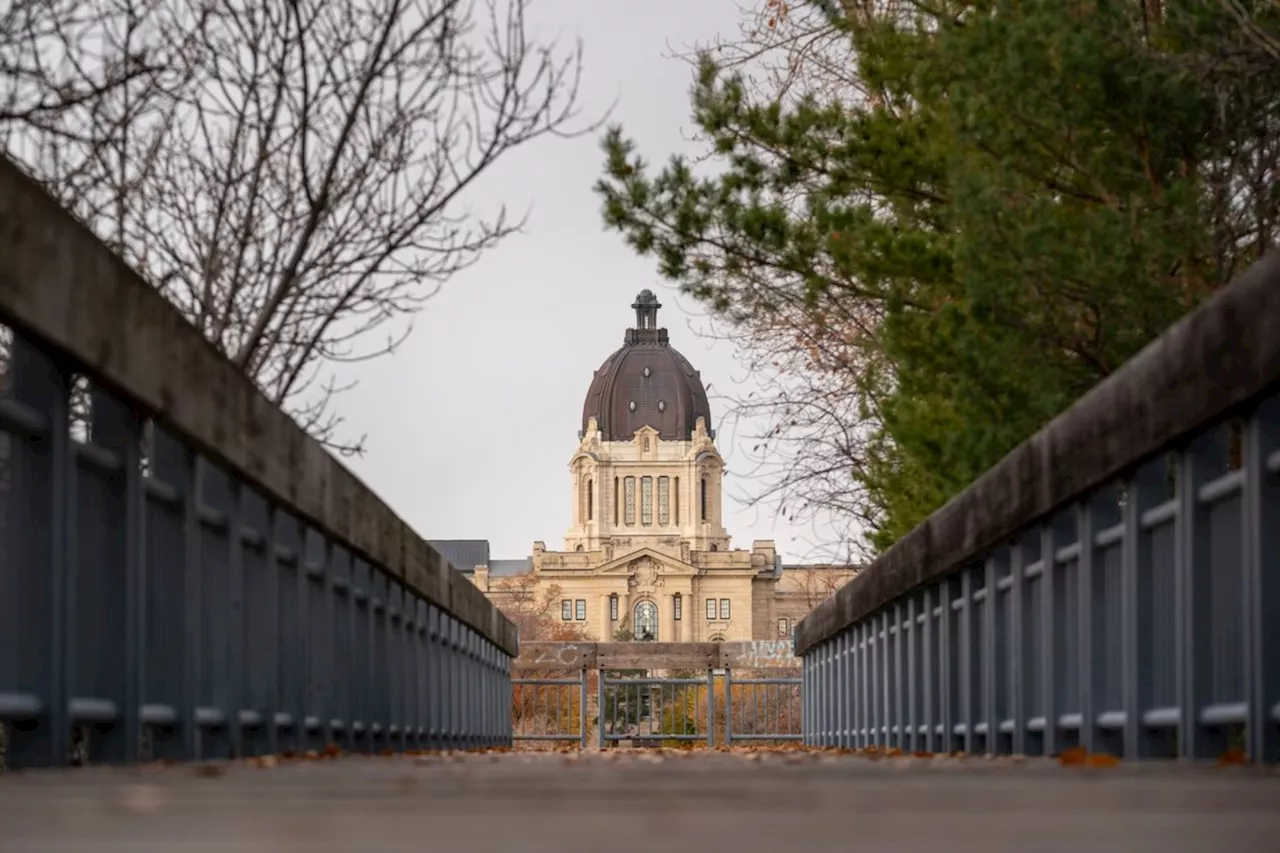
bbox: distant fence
[512,642,801,748]
[796,255,1280,763]
[0,155,518,768]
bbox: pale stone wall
[462,378,859,643]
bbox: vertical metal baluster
[1124,462,1162,758]
[922,587,935,754]
[1040,521,1059,757]
[1176,435,1219,759]
[894,604,905,750]
[183,456,205,761]
[1009,541,1026,757]
[907,597,918,754]
[1244,398,1280,763]
[90,391,144,764]
[983,554,999,755]
[939,578,954,754]
[959,570,973,754]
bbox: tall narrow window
[700,477,708,521]
[719,598,731,620]
[610,594,619,622]
[575,599,587,621]
[777,618,790,638]
[586,478,594,521]
[658,477,670,525]
[624,477,636,526]
[613,477,619,525]
[674,477,680,524]
[561,600,572,621]
[640,476,653,526]
[673,593,682,621]
[705,599,716,621]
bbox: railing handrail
[795,254,1280,656]
[0,154,517,656]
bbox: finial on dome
[631,289,661,331]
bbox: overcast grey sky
[338,0,835,562]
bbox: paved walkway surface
[2,749,1278,852]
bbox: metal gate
[511,642,803,748]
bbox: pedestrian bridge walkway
[2,749,1278,852]
[2,148,1280,848]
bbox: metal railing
[0,155,519,768]
[725,670,802,743]
[512,675,588,746]
[796,255,1280,763]
[512,642,803,747]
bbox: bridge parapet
[795,255,1280,763]
[0,155,518,768]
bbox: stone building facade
[433,290,856,642]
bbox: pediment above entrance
[595,547,697,580]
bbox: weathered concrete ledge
[514,641,801,671]
[795,253,1280,656]
[0,155,517,656]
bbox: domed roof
[581,290,714,442]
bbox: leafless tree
[2,0,592,453]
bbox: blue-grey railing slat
[797,254,1280,762]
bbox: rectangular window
[700,477,708,521]
[719,598,731,621]
[561,600,572,621]
[575,599,586,621]
[674,595,682,621]
[610,596,619,621]
[641,476,653,526]
[674,477,680,525]
[706,598,716,621]
[613,477,619,525]
[624,477,636,525]
[587,479,593,521]
[777,618,790,638]
[658,476,670,525]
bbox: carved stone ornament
[631,557,663,589]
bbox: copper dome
[581,290,714,442]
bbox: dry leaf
[1057,746,1088,767]
[1219,747,1248,766]
[1085,753,1120,768]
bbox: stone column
[599,594,611,641]
[659,592,674,644]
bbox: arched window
[586,478,593,521]
[700,477,708,521]
[634,600,658,641]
